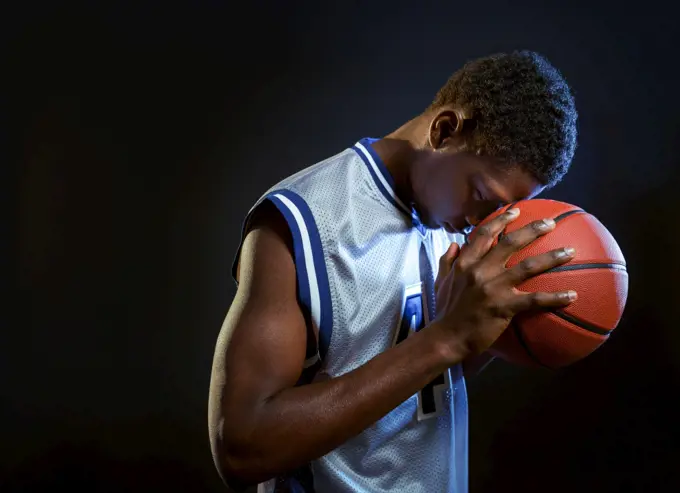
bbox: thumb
[438,242,461,276]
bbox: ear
[428,108,467,150]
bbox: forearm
[220,323,463,484]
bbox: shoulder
[236,199,294,286]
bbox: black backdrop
[8,1,680,492]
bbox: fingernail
[506,208,520,217]
[538,218,556,231]
[563,247,576,257]
[566,290,578,301]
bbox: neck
[371,113,431,208]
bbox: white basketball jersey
[232,138,468,493]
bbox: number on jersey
[394,283,449,421]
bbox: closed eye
[475,188,507,210]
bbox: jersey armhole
[231,190,333,369]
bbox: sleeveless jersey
[232,138,469,493]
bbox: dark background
[7,1,680,492]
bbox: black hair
[430,51,578,187]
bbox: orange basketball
[467,199,628,369]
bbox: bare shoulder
[223,199,307,380]
[210,197,308,449]
[209,198,310,485]
[236,199,295,287]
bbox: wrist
[420,321,470,368]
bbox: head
[407,51,578,233]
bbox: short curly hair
[429,51,578,187]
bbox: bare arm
[209,205,576,488]
[208,203,464,487]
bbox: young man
[208,51,579,493]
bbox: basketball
[467,199,628,369]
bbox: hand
[429,208,577,358]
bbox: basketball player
[208,51,578,492]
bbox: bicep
[209,203,308,444]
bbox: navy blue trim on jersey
[357,137,396,190]
[230,191,333,363]
[265,189,334,361]
[352,137,412,216]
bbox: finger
[435,242,460,294]
[483,217,557,266]
[438,242,460,277]
[507,289,578,313]
[461,208,520,262]
[499,247,576,285]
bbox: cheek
[431,173,461,215]
[448,177,472,216]
[420,155,467,217]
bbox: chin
[420,222,440,232]
[420,216,440,230]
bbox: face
[410,109,544,234]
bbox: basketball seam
[504,206,615,367]
[554,209,586,223]
[534,212,622,338]
[551,212,628,274]
[511,320,553,370]
[548,309,613,336]
[545,262,628,274]
[498,205,583,243]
